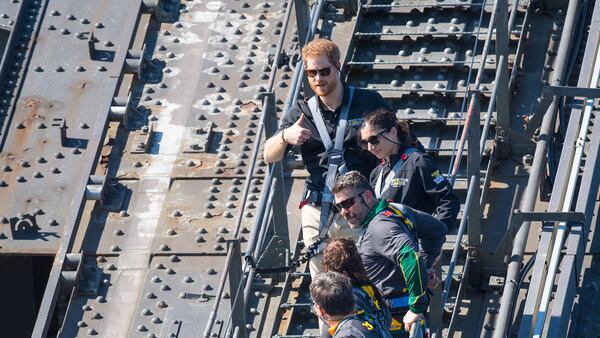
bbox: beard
[310,78,336,97]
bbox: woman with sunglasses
[322,238,392,337]
[358,108,459,233]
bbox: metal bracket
[9,213,40,239]
[60,253,102,296]
[184,121,214,153]
[510,210,586,225]
[256,235,290,275]
[542,85,600,99]
[327,0,359,17]
[129,123,154,154]
[85,175,124,212]
[109,93,146,130]
[87,31,115,62]
[142,0,181,23]
[124,48,163,83]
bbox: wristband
[281,129,288,144]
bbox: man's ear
[315,303,326,317]
[364,189,375,202]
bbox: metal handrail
[442,0,526,329]
[492,0,583,334]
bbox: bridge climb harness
[248,87,355,274]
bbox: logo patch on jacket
[362,321,374,331]
[431,170,446,184]
[391,178,408,187]
[348,118,363,127]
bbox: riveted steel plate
[348,38,502,70]
[355,7,493,40]
[0,0,21,30]
[148,178,258,254]
[0,1,144,254]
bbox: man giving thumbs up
[263,38,391,278]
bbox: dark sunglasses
[305,65,333,78]
[335,190,367,211]
[359,128,390,149]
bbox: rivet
[91,312,102,319]
[183,276,193,283]
[202,211,213,218]
[169,255,180,262]
[114,229,124,236]
[16,176,26,183]
[82,304,92,311]
[203,284,213,291]
[137,325,148,332]
[96,296,105,303]
[95,22,104,28]
[110,245,120,252]
[160,244,170,251]
[48,219,59,226]
[151,317,162,324]
[146,292,156,299]
[171,210,182,217]
[60,29,70,35]
[0,181,7,187]
[88,328,97,335]
[77,320,87,327]
[151,276,162,283]
[80,18,89,24]
[106,263,117,271]
[50,10,60,16]
[33,172,43,178]
[156,301,167,308]
[166,268,175,274]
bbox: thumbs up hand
[283,114,312,146]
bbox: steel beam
[29,1,145,336]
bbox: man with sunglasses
[332,171,447,337]
[263,38,391,278]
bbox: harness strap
[375,147,418,198]
[307,86,355,240]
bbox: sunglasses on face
[359,128,390,149]
[335,190,367,211]
[305,65,333,78]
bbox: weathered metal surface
[60,0,293,336]
[0,0,597,337]
[0,0,21,30]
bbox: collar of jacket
[362,199,389,227]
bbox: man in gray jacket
[332,171,447,336]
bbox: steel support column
[495,0,511,128]
[228,240,248,338]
